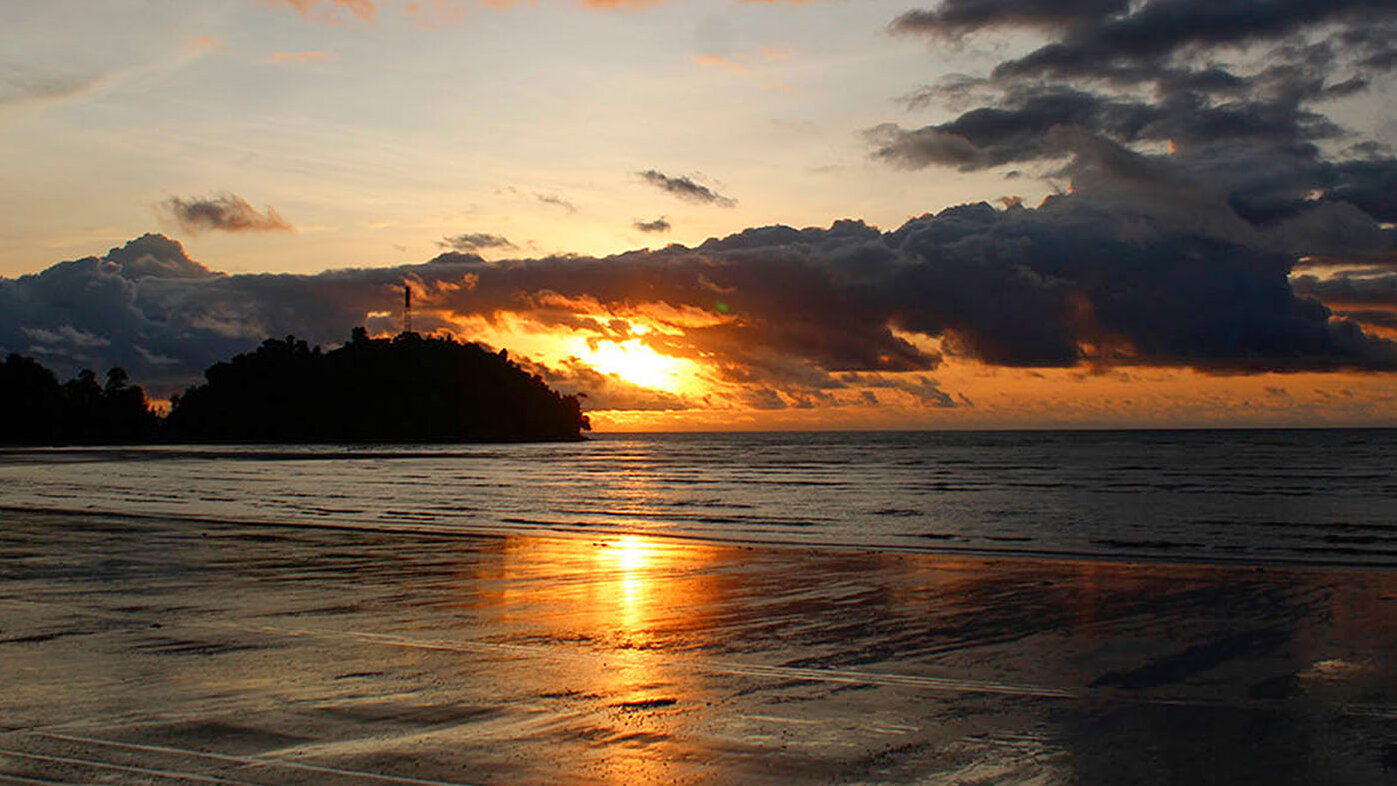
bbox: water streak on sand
[33,734,482,786]
[3,510,1397,784]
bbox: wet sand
[3,510,1397,784]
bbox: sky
[2,0,1397,431]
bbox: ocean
[2,428,1394,566]
[5,429,1397,783]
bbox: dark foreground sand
[2,511,1396,785]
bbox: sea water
[1,429,1394,566]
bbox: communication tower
[403,284,413,334]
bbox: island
[0,329,589,444]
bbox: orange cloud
[578,0,668,8]
[404,0,471,27]
[694,54,747,72]
[187,36,225,53]
[267,0,377,24]
[694,48,792,91]
[262,51,337,63]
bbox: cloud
[0,63,108,108]
[636,170,738,207]
[437,233,516,252]
[265,0,819,26]
[880,2,1397,160]
[578,0,667,8]
[268,0,377,24]
[0,236,249,388]
[23,325,111,349]
[902,376,959,408]
[535,193,577,214]
[693,48,792,90]
[520,356,691,411]
[838,372,970,408]
[893,0,1396,77]
[633,217,672,233]
[161,193,293,234]
[262,51,337,64]
[5,175,1396,408]
[104,233,221,280]
[993,2,1396,82]
[188,36,226,53]
[695,54,747,72]
[868,85,1163,172]
[891,0,1132,39]
[1292,271,1397,308]
[871,0,1397,270]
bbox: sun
[578,338,688,392]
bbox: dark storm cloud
[869,86,1163,171]
[869,77,1350,174]
[741,388,788,410]
[891,0,1397,82]
[903,377,960,408]
[840,371,966,407]
[636,170,737,207]
[437,233,516,253]
[874,0,1397,284]
[633,217,672,233]
[162,193,293,234]
[1292,271,1397,308]
[104,234,222,280]
[0,236,258,391]
[5,179,1395,409]
[880,2,1397,164]
[1335,309,1397,330]
[890,0,1131,39]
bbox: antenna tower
[403,284,413,334]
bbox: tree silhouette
[1,331,588,444]
[165,330,589,443]
[0,354,158,444]
[0,354,63,444]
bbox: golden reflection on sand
[10,512,1397,784]
[608,535,660,631]
[494,534,721,783]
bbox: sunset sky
[3,0,1396,430]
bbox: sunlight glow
[577,338,688,392]
[610,534,658,575]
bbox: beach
[4,506,1397,784]
[8,0,1397,781]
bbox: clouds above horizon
[3,172,1395,411]
[0,63,107,108]
[264,0,810,26]
[437,232,516,253]
[637,170,739,207]
[2,0,1395,422]
[633,217,672,233]
[269,0,377,25]
[876,0,1397,248]
[161,193,294,234]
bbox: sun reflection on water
[491,533,724,783]
[610,535,657,618]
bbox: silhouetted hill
[0,355,159,444]
[164,329,589,443]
